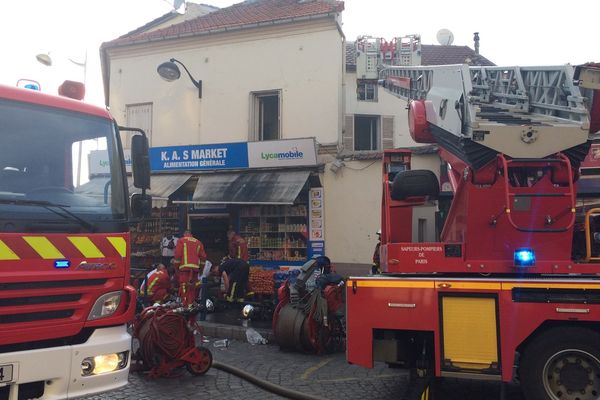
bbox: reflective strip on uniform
[147,275,159,294]
[179,263,200,270]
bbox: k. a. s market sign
[150,138,317,172]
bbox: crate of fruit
[248,268,275,295]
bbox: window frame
[250,90,281,141]
[353,114,380,151]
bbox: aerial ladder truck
[345,63,600,400]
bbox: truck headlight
[88,291,122,321]
[81,351,129,376]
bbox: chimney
[473,32,480,54]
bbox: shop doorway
[189,215,230,265]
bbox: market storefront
[152,138,325,269]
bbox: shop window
[354,115,380,151]
[239,205,308,263]
[125,103,153,148]
[250,91,280,141]
[357,81,378,102]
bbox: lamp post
[157,58,202,98]
[36,50,88,186]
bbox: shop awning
[189,170,311,205]
[76,174,192,200]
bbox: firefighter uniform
[228,232,249,261]
[173,232,207,306]
[143,268,171,303]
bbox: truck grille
[0,279,108,328]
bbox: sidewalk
[198,304,274,343]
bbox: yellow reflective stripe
[68,237,104,258]
[438,281,501,290]
[183,241,188,265]
[227,282,237,302]
[0,240,19,260]
[107,237,127,257]
[179,263,199,270]
[147,276,159,293]
[348,280,434,289]
[23,236,64,259]
[502,282,600,290]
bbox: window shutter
[126,103,153,148]
[382,116,394,150]
[343,115,354,151]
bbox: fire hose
[211,360,327,400]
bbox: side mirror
[131,134,151,190]
[131,193,152,218]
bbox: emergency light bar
[514,248,536,267]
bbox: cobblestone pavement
[86,337,526,400]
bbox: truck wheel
[520,327,600,400]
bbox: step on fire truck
[0,81,152,400]
[345,63,600,400]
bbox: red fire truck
[0,81,151,399]
[346,63,600,400]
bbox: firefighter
[172,229,207,306]
[314,256,343,290]
[139,263,171,304]
[371,229,381,274]
[219,257,250,302]
[227,229,249,261]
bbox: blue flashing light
[514,248,535,267]
[54,260,71,269]
[24,83,40,91]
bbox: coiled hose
[212,360,327,400]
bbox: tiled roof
[121,3,220,38]
[421,44,494,66]
[104,0,344,48]
[345,42,495,67]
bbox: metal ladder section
[379,64,591,127]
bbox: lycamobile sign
[260,148,304,161]
[149,138,317,171]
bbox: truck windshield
[0,98,127,230]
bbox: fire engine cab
[0,82,151,400]
[346,63,600,400]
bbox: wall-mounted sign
[247,138,317,168]
[89,149,131,176]
[309,187,324,241]
[149,138,317,172]
[150,142,248,171]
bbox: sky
[1,0,598,106]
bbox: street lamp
[35,50,88,91]
[157,58,202,98]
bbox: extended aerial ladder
[378,63,600,274]
[346,63,600,400]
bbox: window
[354,115,379,151]
[251,91,280,141]
[0,98,127,224]
[357,81,378,101]
[125,103,153,148]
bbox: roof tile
[345,42,495,67]
[104,0,344,48]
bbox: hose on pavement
[211,360,327,400]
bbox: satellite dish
[436,29,454,46]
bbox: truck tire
[520,326,600,400]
